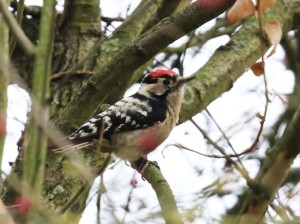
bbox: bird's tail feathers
[48,137,95,153]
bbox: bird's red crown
[147,69,176,80]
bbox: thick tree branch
[58,0,100,34]
[141,0,183,33]
[50,0,102,118]
[143,164,183,224]
[52,0,101,73]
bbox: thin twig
[101,16,124,24]
[204,109,247,171]
[9,0,25,56]
[239,0,270,155]
[188,119,251,181]
[189,119,245,158]
[122,174,136,223]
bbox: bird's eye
[163,79,171,86]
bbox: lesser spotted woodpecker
[56,69,194,166]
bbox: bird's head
[138,69,195,99]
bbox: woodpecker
[55,69,194,169]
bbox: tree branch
[141,0,183,33]
[23,0,56,199]
[143,164,183,224]
[9,0,25,56]
[283,168,300,185]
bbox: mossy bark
[50,0,101,119]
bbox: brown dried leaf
[256,112,265,121]
[251,61,265,76]
[264,20,282,45]
[264,20,282,56]
[227,0,255,24]
[259,0,276,13]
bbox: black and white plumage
[56,69,195,163]
[69,93,168,142]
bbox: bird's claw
[132,157,160,180]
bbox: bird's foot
[132,157,160,180]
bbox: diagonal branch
[143,163,183,224]
[141,0,183,33]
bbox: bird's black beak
[177,74,196,87]
[181,74,196,83]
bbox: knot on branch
[135,45,147,58]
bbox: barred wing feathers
[68,93,168,144]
